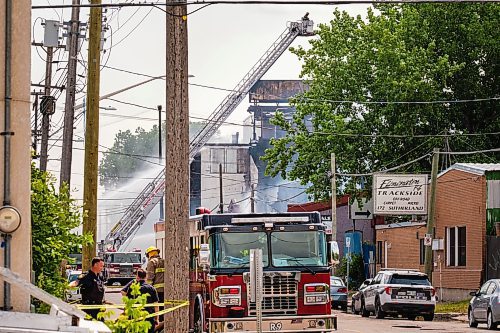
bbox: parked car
[351,278,371,315]
[330,276,348,311]
[468,279,500,330]
[65,270,82,303]
[360,269,436,321]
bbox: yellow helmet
[145,246,160,256]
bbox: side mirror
[198,243,211,269]
[469,291,479,297]
[328,241,340,266]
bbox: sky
[31,0,370,249]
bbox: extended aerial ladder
[104,14,315,250]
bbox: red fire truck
[155,212,338,332]
[102,249,143,285]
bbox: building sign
[321,215,332,235]
[373,174,428,215]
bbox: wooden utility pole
[82,0,102,271]
[39,46,54,172]
[424,148,440,281]
[60,0,81,188]
[164,0,189,330]
[331,153,337,240]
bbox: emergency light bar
[231,216,310,224]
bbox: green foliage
[31,164,92,312]
[435,299,469,314]
[100,283,152,333]
[263,4,500,201]
[99,122,208,189]
[335,253,365,290]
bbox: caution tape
[76,300,187,310]
[142,301,189,320]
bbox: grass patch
[435,299,469,314]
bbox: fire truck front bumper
[209,314,337,332]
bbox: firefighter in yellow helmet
[145,246,165,303]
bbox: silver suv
[360,269,436,321]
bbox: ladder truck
[103,14,315,251]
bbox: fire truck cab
[102,249,143,285]
[155,212,338,332]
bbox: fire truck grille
[247,273,298,316]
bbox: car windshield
[211,232,269,268]
[270,231,327,267]
[330,278,344,286]
[389,274,431,286]
[108,253,141,263]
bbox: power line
[32,0,500,10]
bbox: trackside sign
[373,174,428,215]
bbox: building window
[210,148,224,173]
[376,241,384,264]
[419,238,425,265]
[446,226,466,267]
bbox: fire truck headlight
[212,286,242,307]
[304,283,329,305]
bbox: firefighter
[145,246,164,303]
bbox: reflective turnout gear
[146,255,164,293]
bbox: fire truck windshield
[270,231,327,267]
[210,230,327,269]
[106,252,141,264]
[211,232,269,268]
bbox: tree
[336,253,365,290]
[99,122,209,189]
[31,164,92,312]
[263,4,500,201]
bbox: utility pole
[219,163,224,213]
[39,46,55,172]
[164,0,189,330]
[250,184,255,213]
[60,0,81,188]
[331,153,337,241]
[31,91,43,156]
[158,105,164,221]
[82,0,102,271]
[424,148,440,282]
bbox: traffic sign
[424,234,432,246]
[346,237,351,248]
[350,198,373,220]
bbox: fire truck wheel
[193,304,203,333]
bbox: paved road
[334,311,495,333]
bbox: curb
[435,313,467,322]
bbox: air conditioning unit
[432,239,444,250]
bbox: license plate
[407,291,416,296]
[269,322,283,331]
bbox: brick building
[375,163,500,301]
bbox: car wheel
[342,304,348,312]
[423,313,434,322]
[374,298,385,319]
[361,300,370,317]
[487,310,498,330]
[468,308,478,328]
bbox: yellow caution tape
[76,300,187,310]
[143,301,189,319]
